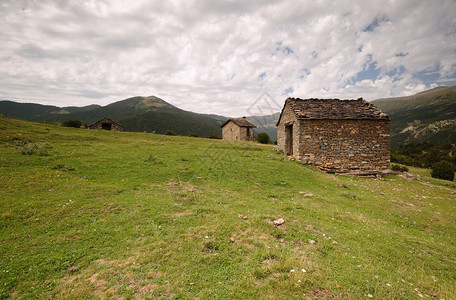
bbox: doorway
[102,123,112,130]
[285,124,293,156]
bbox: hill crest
[372,85,456,145]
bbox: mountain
[247,112,280,142]
[371,85,456,146]
[0,101,102,121]
[0,96,224,137]
[249,86,456,145]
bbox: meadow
[0,117,455,299]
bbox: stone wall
[222,121,241,140]
[222,121,254,141]
[297,119,390,172]
[241,127,254,141]
[88,119,123,131]
[277,104,300,155]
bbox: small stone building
[276,98,390,173]
[88,118,123,131]
[221,117,256,141]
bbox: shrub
[188,133,199,137]
[431,161,455,181]
[390,153,415,167]
[62,119,82,128]
[207,134,220,139]
[391,164,409,172]
[257,132,270,144]
[165,130,176,136]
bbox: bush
[207,134,220,139]
[165,130,176,136]
[391,164,409,172]
[431,161,455,181]
[62,119,82,128]
[256,132,270,144]
[188,133,199,137]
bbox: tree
[62,119,82,128]
[207,134,220,139]
[431,161,455,181]
[257,132,270,144]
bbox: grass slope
[0,97,223,137]
[0,117,455,299]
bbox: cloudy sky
[1,0,455,116]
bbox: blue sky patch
[354,61,380,81]
[275,41,294,55]
[363,16,388,32]
[413,69,441,83]
[283,87,294,96]
[385,65,406,81]
[299,68,311,79]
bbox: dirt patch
[308,289,334,299]
[56,254,171,298]
[171,210,193,218]
[261,258,277,268]
[230,229,271,249]
[137,284,159,295]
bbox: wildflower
[301,269,307,273]
[367,294,373,298]
[290,269,295,272]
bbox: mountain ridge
[371,85,456,146]
[0,96,226,137]
[3,85,454,144]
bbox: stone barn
[276,98,390,173]
[221,117,256,141]
[88,118,123,131]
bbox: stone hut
[88,118,123,131]
[221,117,256,141]
[276,98,390,173]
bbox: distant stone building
[276,98,390,173]
[221,117,256,141]
[88,118,123,131]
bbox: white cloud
[0,0,455,116]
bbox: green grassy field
[1,117,455,299]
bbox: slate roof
[88,118,123,128]
[221,117,257,128]
[277,98,389,125]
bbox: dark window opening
[102,123,112,130]
[285,124,293,155]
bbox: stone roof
[88,118,122,128]
[221,117,256,128]
[277,98,389,125]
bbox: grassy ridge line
[371,85,456,145]
[0,117,455,299]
